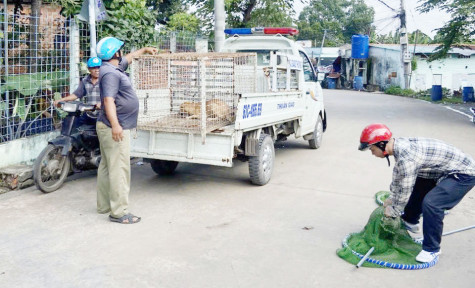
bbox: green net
[337,191,422,268]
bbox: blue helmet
[87,57,102,68]
[96,37,124,60]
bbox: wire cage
[131,52,257,135]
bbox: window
[299,51,316,82]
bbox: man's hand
[383,198,393,207]
[95,103,101,110]
[143,47,158,55]
[384,205,398,218]
[111,124,124,142]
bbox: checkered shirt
[388,137,475,216]
[72,75,100,105]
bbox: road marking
[444,106,473,121]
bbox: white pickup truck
[129,27,327,185]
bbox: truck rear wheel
[308,115,323,149]
[249,134,274,185]
[150,160,179,175]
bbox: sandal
[109,213,141,224]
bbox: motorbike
[470,107,475,124]
[33,101,101,193]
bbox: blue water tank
[327,78,336,89]
[351,35,369,59]
[431,85,442,101]
[462,86,474,102]
[353,76,363,90]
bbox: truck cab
[221,28,326,136]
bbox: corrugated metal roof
[369,44,475,56]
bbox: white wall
[0,131,59,168]
[369,46,475,91]
[411,56,475,91]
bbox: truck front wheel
[249,134,275,185]
[308,115,323,149]
[150,160,179,175]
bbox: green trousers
[96,121,131,218]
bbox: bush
[384,85,415,97]
[386,86,463,104]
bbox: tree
[297,0,374,47]
[146,0,186,25]
[186,0,298,33]
[372,30,432,44]
[167,12,201,33]
[418,0,475,60]
[100,0,157,50]
[342,0,375,40]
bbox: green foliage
[386,86,464,104]
[167,12,200,33]
[146,0,186,24]
[417,0,475,61]
[186,0,296,34]
[244,0,294,28]
[297,0,374,46]
[411,58,417,71]
[99,0,157,49]
[53,0,82,17]
[0,72,69,96]
[385,85,415,97]
[372,30,433,44]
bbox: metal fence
[1,7,198,144]
[1,10,70,143]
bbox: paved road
[1,90,474,288]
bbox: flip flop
[109,213,141,224]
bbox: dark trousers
[402,175,475,252]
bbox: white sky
[294,0,451,38]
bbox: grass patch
[384,85,464,104]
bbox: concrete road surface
[1,90,474,288]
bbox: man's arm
[103,97,123,142]
[54,94,79,107]
[124,47,158,65]
[385,159,418,217]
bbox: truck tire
[249,134,275,185]
[150,160,179,175]
[308,115,323,149]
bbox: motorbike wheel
[33,144,71,193]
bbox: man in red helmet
[359,123,475,263]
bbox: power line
[376,0,397,12]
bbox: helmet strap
[374,141,390,166]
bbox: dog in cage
[180,99,232,121]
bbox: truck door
[299,51,322,134]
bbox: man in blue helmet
[95,37,158,224]
[54,56,102,126]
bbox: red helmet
[358,123,392,151]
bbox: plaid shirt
[388,137,475,216]
[72,75,100,105]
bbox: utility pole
[400,0,411,89]
[317,30,327,66]
[214,0,225,52]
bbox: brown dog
[180,99,231,121]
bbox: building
[368,44,475,91]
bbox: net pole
[356,247,374,268]
[442,225,475,237]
